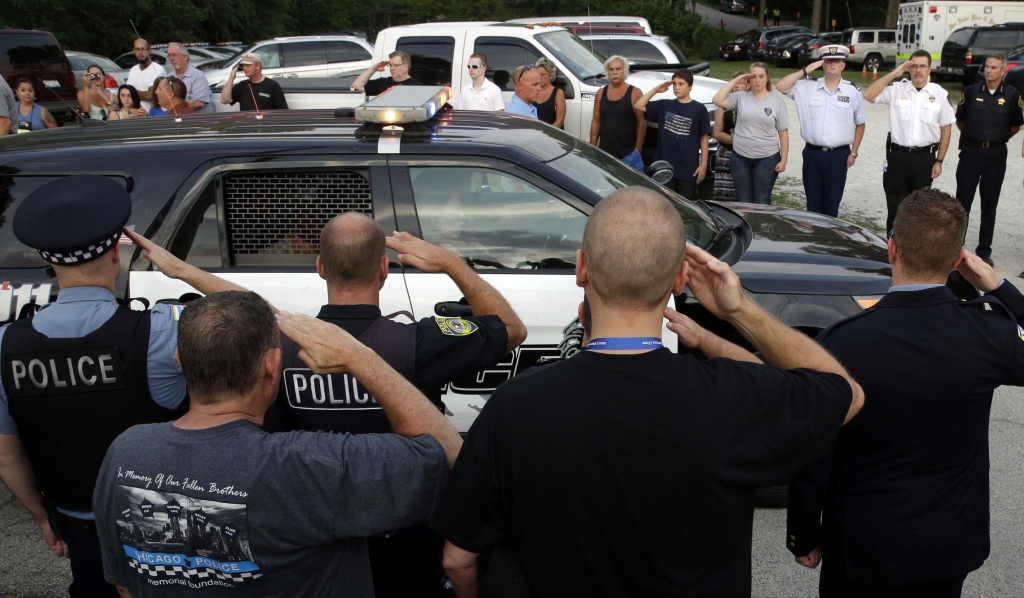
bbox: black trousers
[882,150,936,234]
[820,556,966,598]
[803,146,850,217]
[955,143,1008,259]
[368,523,452,598]
[666,177,699,201]
[63,523,120,598]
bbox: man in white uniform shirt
[459,53,504,112]
[125,39,165,112]
[864,49,956,234]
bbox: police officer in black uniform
[955,51,1024,267]
[0,176,251,598]
[263,212,527,598]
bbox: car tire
[755,484,789,508]
[864,54,882,72]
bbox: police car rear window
[224,171,373,266]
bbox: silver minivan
[203,36,373,88]
[842,29,897,72]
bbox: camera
[85,73,100,81]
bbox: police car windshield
[546,143,718,249]
[536,31,609,82]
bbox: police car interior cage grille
[224,171,372,264]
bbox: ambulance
[896,1,1024,65]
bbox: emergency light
[354,86,452,124]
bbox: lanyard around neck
[585,337,663,351]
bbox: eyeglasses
[467,64,486,69]
[389,62,406,68]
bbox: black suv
[0,29,79,125]
[0,107,892,440]
[749,26,815,61]
[936,24,1024,85]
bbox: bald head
[581,187,687,310]
[319,212,386,286]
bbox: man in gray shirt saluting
[93,292,461,597]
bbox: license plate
[42,80,60,88]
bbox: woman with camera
[77,65,112,120]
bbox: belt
[805,143,850,152]
[888,142,937,154]
[961,139,1005,149]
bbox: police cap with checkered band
[13,175,131,266]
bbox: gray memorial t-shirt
[727,91,789,159]
[0,77,17,134]
[94,420,448,597]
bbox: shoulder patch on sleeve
[171,304,184,322]
[958,92,966,105]
[434,317,479,337]
[1018,95,1022,108]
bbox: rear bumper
[933,65,965,76]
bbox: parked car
[65,52,127,89]
[765,33,810,64]
[719,30,758,61]
[201,35,373,88]
[720,0,749,15]
[841,28,897,72]
[112,48,221,70]
[797,32,843,65]
[0,29,79,126]
[749,26,815,61]
[578,33,710,75]
[937,24,1024,85]
[774,33,817,67]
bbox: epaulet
[841,79,861,91]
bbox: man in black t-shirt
[219,53,288,111]
[353,51,424,97]
[264,212,525,598]
[432,186,865,597]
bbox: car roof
[0,109,578,165]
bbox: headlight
[734,45,741,51]
[782,51,791,58]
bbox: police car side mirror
[552,75,575,100]
[646,160,674,185]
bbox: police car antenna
[130,20,141,40]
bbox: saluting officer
[955,52,1023,267]
[0,176,247,598]
[776,45,867,217]
[864,49,957,235]
[261,212,527,598]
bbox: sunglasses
[467,64,486,69]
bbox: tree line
[2,0,909,61]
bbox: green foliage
[0,0,896,59]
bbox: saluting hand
[806,60,825,73]
[374,60,390,73]
[386,231,461,274]
[957,249,1002,293]
[892,61,913,77]
[663,308,705,349]
[122,227,189,279]
[275,311,368,374]
[684,243,746,320]
[654,80,672,94]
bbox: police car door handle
[434,301,474,317]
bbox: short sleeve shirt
[431,349,852,596]
[727,90,790,158]
[0,76,17,134]
[643,99,711,183]
[785,78,867,147]
[94,420,448,597]
[364,76,423,97]
[875,79,956,147]
[126,62,166,112]
[955,82,1024,143]
[230,78,289,111]
[175,65,214,113]
[459,79,505,111]
[504,95,537,118]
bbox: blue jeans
[731,151,780,204]
[620,149,644,172]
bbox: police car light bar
[354,86,452,124]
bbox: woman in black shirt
[534,57,565,129]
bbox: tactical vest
[1,308,184,512]
[280,314,416,435]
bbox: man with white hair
[166,42,214,114]
[590,55,646,171]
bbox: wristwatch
[935,158,944,163]
[850,151,858,157]
[801,67,807,78]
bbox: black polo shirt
[956,82,1024,143]
[364,76,423,97]
[432,349,852,597]
[230,77,288,111]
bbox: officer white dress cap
[821,45,850,61]
[13,175,131,266]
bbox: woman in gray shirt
[712,63,789,204]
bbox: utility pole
[811,0,822,32]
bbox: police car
[0,87,891,436]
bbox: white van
[896,1,1024,66]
